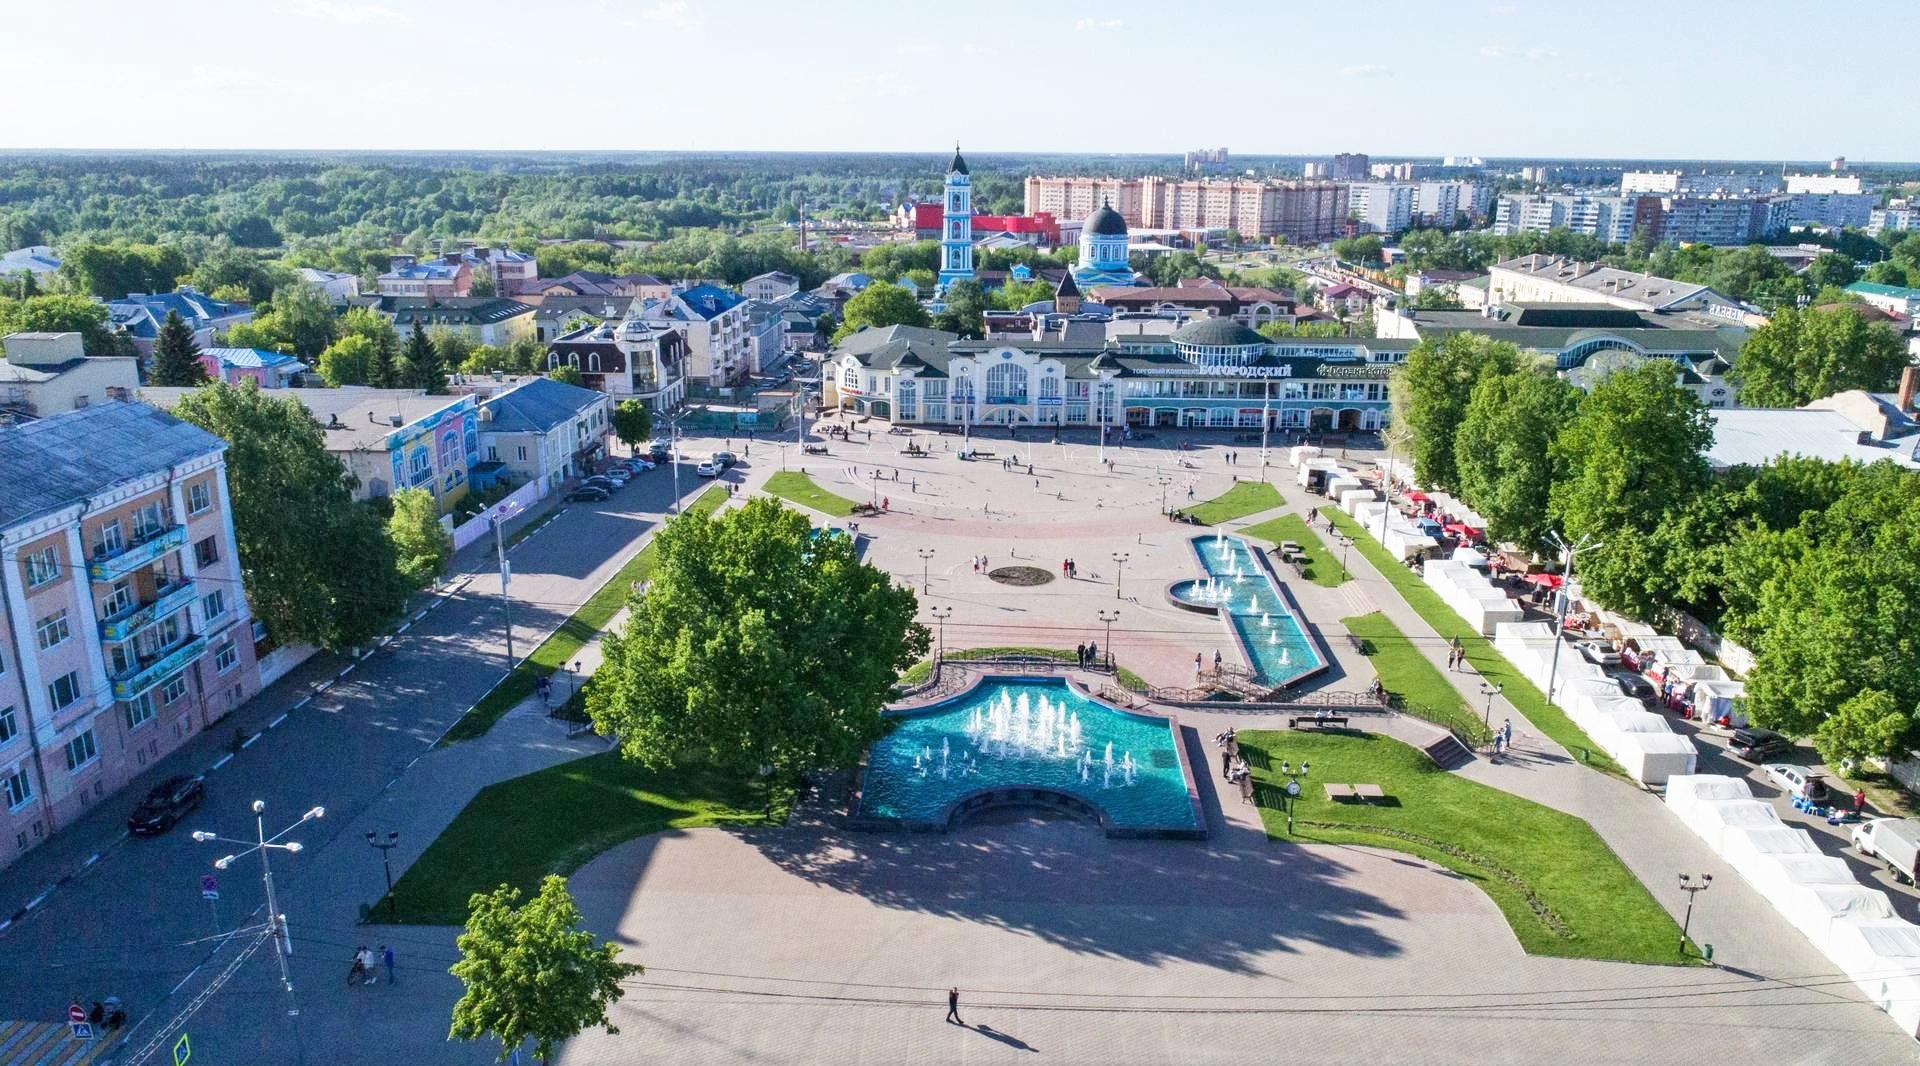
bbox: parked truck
[1852,818,1920,885]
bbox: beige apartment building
[0,402,259,873]
[1024,176,1348,243]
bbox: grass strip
[1241,729,1693,964]
[1184,481,1283,525]
[899,646,1147,691]
[378,750,786,924]
[1325,509,1626,779]
[438,487,729,745]
[1240,512,1351,587]
[763,470,859,517]
[1341,611,1489,746]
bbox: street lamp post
[1678,873,1714,955]
[364,831,400,924]
[1277,759,1311,835]
[1377,426,1411,546]
[1097,609,1120,671]
[1259,382,1273,472]
[1541,531,1603,711]
[1157,473,1172,515]
[1480,681,1503,729]
[917,548,935,593]
[489,502,522,671]
[1333,532,1352,574]
[192,800,324,1031]
[1110,551,1130,600]
[930,606,952,662]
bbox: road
[0,441,737,1056]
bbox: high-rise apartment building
[1348,183,1416,234]
[1494,193,1643,243]
[1023,176,1347,243]
[0,402,259,873]
[1329,153,1370,181]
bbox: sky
[0,0,1905,161]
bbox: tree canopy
[1390,333,1522,492]
[831,282,928,342]
[149,309,209,386]
[388,487,452,588]
[588,498,928,781]
[610,399,652,452]
[1452,362,1581,551]
[1729,304,1908,408]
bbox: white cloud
[289,0,404,23]
[1075,17,1125,32]
[645,0,693,28]
[1339,63,1391,78]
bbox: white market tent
[1451,546,1489,568]
[1336,487,1376,512]
[1354,500,1388,527]
[1694,679,1750,726]
[1664,775,1755,821]
[1383,525,1439,561]
[1735,852,1857,901]
[1288,445,1322,467]
[1718,826,1824,884]
[1824,919,1920,1037]
[1610,732,1698,786]
[1296,458,1342,488]
[1326,474,1363,498]
[1774,884,1897,952]
[1678,799,1782,852]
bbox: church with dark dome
[1073,200,1136,289]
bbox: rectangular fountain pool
[1170,533,1329,688]
[853,678,1204,838]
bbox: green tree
[992,278,1053,311]
[317,334,376,387]
[468,271,497,298]
[1390,333,1521,492]
[1332,234,1384,265]
[149,310,210,386]
[1729,304,1907,408]
[1803,251,1860,293]
[1548,360,1713,617]
[403,322,447,393]
[59,241,189,298]
[369,330,401,389]
[270,283,339,359]
[432,329,477,379]
[610,399,652,453]
[0,293,135,356]
[547,365,583,386]
[387,487,452,588]
[449,875,641,1065]
[929,278,986,337]
[589,498,928,782]
[1453,364,1581,551]
[831,282,928,342]
[171,382,409,651]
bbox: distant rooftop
[140,386,468,451]
[0,402,224,529]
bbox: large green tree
[1729,304,1907,408]
[449,876,641,1065]
[171,382,409,651]
[831,282,928,342]
[930,278,986,337]
[1548,360,1713,617]
[992,277,1053,311]
[149,310,210,386]
[403,322,446,393]
[1390,333,1522,492]
[0,294,136,357]
[610,399,652,453]
[1452,363,1581,551]
[388,487,452,588]
[317,334,375,386]
[589,498,928,782]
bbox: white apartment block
[1785,173,1864,195]
[1494,194,1637,243]
[1349,183,1415,234]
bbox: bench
[1289,715,1350,730]
[1352,783,1385,802]
[1323,783,1355,801]
[1345,633,1366,653]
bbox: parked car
[566,486,610,502]
[1853,818,1920,884]
[711,450,738,470]
[1728,727,1790,762]
[695,460,720,478]
[128,774,205,836]
[1763,762,1830,802]
[583,475,617,490]
[602,469,630,485]
[1612,672,1656,702]
[622,457,655,472]
[1575,640,1620,666]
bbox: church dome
[1086,201,1127,236]
[1171,317,1267,348]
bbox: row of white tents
[1493,621,1699,785]
[1424,559,1524,636]
[1667,775,1920,1037]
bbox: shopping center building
[824,318,1409,432]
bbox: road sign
[68,1002,86,1023]
[71,1022,94,1040]
[174,1033,192,1066]
[201,874,219,901]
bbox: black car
[1613,672,1656,701]
[711,451,738,469]
[565,486,610,502]
[1730,727,1792,763]
[128,774,205,836]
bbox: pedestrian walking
[1221,748,1233,779]
[357,945,377,985]
[947,987,964,1025]
[1214,650,1223,674]
[1501,719,1512,748]
[1195,652,1204,679]
[382,944,395,984]
[1076,642,1087,666]
[1855,789,1868,817]
[911,478,917,492]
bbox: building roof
[108,290,250,338]
[139,386,469,451]
[0,245,61,275]
[390,298,535,327]
[1706,407,1920,471]
[0,401,224,529]
[1170,317,1267,347]
[1086,201,1128,236]
[1493,255,1744,313]
[203,347,304,370]
[673,284,745,320]
[948,145,969,176]
[298,267,356,284]
[479,377,606,435]
[1847,281,1920,301]
[745,270,798,287]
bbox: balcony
[110,633,207,701]
[88,525,185,581]
[98,582,197,643]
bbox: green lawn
[378,751,785,924]
[1241,729,1694,964]
[1184,481,1283,525]
[1241,513,1350,587]
[899,646,1148,691]
[439,488,729,745]
[763,470,859,517]
[1326,510,1625,779]
[1342,612,1489,746]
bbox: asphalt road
[0,446,726,1048]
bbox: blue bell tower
[938,143,974,287]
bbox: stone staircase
[1422,734,1475,770]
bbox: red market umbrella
[1443,522,1481,537]
[1524,572,1565,589]
[1405,491,1430,503]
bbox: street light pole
[1378,426,1411,546]
[1541,531,1603,710]
[365,830,399,924]
[669,410,684,515]
[1157,474,1172,515]
[929,606,952,662]
[1259,381,1272,472]
[193,800,324,1033]
[1277,759,1311,835]
[1110,551,1130,600]
[1097,609,1120,671]
[917,548,935,593]
[1678,873,1713,955]
[1480,681,1503,728]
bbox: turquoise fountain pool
[855,678,1202,837]
[1168,533,1328,688]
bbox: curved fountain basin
[853,677,1203,838]
[1169,534,1328,688]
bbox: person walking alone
[946,987,964,1025]
[382,944,395,984]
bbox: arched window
[985,363,1028,404]
[588,352,601,373]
